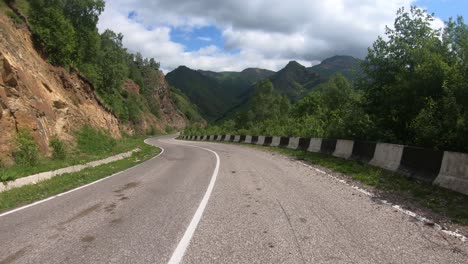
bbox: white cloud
[197,36,212,42]
[98,0,443,72]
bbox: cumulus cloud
[97,0,442,72]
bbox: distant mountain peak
[284,60,305,68]
[309,55,362,80]
[320,55,360,67]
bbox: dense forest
[185,7,468,153]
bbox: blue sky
[99,0,468,72]
[417,0,467,20]
[166,1,467,54]
[170,26,224,52]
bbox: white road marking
[299,161,467,243]
[176,139,468,243]
[164,139,221,264]
[0,145,165,218]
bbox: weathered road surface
[1,136,467,264]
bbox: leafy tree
[235,80,290,129]
[97,30,129,95]
[29,0,76,65]
[63,0,104,65]
[360,7,450,142]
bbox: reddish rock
[124,80,140,95]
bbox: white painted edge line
[0,142,165,218]
[298,161,467,243]
[176,139,468,243]
[164,139,221,264]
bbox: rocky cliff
[0,11,187,165]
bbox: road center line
[165,139,221,264]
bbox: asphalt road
[1,135,467,264]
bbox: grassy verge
[1,129,145,182]
[0,140,160,213]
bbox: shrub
[14,129,39,166]
[76,126,116,155]
[6,10,23,24]
[147,126,158,136]
[49,136,66,160]
[165,126,176,134]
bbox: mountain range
[166,55,362,122]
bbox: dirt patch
[59,203,102,226]
[81,236,95,243]
[104,202,117,213]
[0,245,31,264]
[110,218,123,225]
[114,181,140,193]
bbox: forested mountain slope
[166,66,274,121]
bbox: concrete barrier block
[333,140,354,159]
[240,135,246,142]
[434,152,468,195]
[251,136,258,144]
[263,136,273,146]
[320,139,337,155]
[245,136,252,144]
[351,141,376,162]
[233,135,241,142]
[297,138,311,150]
[398,146,443,182]
[288,137,300,149]
[279,137,290,147]
[370,143,404,171]
[224,135,231,141]
[307,138,322,152]
[271,136,281,147]
[256,136,266,145]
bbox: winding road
[1,135,467,263]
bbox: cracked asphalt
[1,136,467,263]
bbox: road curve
[1,136,467,264]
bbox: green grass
[0,140,160,213]
[0,1,7,11]
[0,128,146,183]
[14,0,30,17]
[5,9,22,24]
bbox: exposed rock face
[123,80,140,95]
[152,70,187,130]
[121,74,188,135]
[0,14,120,164]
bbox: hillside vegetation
[5,0,199,128]
[186,7,468,153]
[166,66,274,121]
